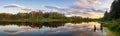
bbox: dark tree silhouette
[109,0,120,19]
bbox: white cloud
[45,5,62,9]
[45,5,67,12]
[4,4,35,11]
[74,0,101,7]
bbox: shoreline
[104,27,116,36]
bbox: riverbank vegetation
[102,0,120,36]
[0,11,97,22]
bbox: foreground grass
[104,27,116,36]
[103,19,120,36]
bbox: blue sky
[0,0,113,18]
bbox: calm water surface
[0,22,106,36]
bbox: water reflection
[0,22,106,36]
[4,26,34,34]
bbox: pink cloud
[74,0,101,7]
[44,0,106,18]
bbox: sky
[0,0,113,18]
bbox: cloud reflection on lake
[0,22,106,36]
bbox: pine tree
[109,0,120,20]
[103,11,110,20]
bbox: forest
[0,11,96,22]
[102,0,120,36]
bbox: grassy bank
[104,27,116,36]
[104,19,120,36]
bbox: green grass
[104,27,116,36]
[104,19,120,36]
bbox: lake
[0,22,106,36]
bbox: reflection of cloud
[4,27,35,34]
[47,30,61,34]
[3,4,35,11]
[46,22,101,34]
[4,30,19,34]
[2,22,104,36]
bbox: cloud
[45,5,67,11]
[4,4,35,11]
[74,0,101,7]
[44,0,106,18]
[66,11,104,18]
[66,7,105,18]
[45,5,105,18]
[84,11,104,18]
[45,5,62,9]
[65,0,105,18]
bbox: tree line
[0,10,96,22]
[103,0,120,20]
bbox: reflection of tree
[43,22,65,28]
[0,22,65,28]
[0,22,96,29]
